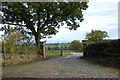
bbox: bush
[86,39,119,68]
[87,39,119,57]
[69,40,83,52]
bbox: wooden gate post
[60,49,63,56]
[82,40,88,57]
[40,42,45,58]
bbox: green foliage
[1,2,88,46]
[86,30,108,42]
[2,27,32,54]
[87,42,110,57]
[87,39,119,57]
[86,39,119,68]
[69,40,83,52]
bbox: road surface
[2,53,119,78]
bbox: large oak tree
[1,2,88,54]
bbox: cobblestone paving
[3,53,119,78]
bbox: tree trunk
[2,41,4,53]
[35,34,40,55]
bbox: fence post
[82,40,88,57]
[40,42,46,58]
[60,49,63,56]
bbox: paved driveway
[2,53,119,78]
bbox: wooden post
[60,49,63,56]
[82,40,88,57]
[40,42,45,58]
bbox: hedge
[87,39,119,57]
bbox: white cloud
[45,0,118,43]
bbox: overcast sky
[42,0,119,43]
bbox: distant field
[45,43,77,57]
[45,43,70,50]
[46,50,74,57]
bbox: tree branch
[3,22,37,36]
[36,8,41,32]
[39,10,50,31]
[3,22,26,27]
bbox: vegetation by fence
[86,39,119,68]
[1,42,75,66]
[4,44,38,55]
[1,44,39,66]
[2,53,39,66]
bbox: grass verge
[2,53,39,66]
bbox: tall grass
[2,53,39,66]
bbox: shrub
[69,40,83,52]
[87,39,119,57]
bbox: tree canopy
[1,2,88,44]
[85,30,109,42]
[1,2,88,55]
[69,40,83,52]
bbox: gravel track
[2,53,119,78]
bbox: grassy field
[45,43,78,57]
[46,50,74,57]
[45,43,70,47]
[45,43,70,50]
